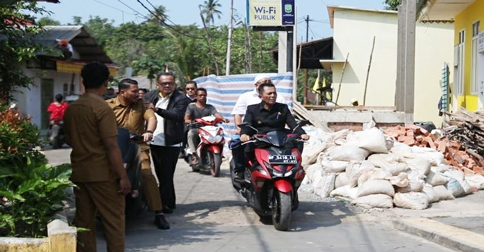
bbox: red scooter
[187,116,225,177]
[231,120,308,231]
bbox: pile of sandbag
[385,124,484,176]
[301,126,484,210]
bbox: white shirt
[231,89,287,115]
[152,93,182,147]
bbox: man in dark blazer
[144,72,190,213]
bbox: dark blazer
[144,90,190,146]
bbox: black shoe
[234,171,244,183]
[162,206,173,214]
[154,215,170,230]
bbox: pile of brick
[385,125,484,175]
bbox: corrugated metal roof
[34,26,113,63]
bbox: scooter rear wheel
[272,190,292,231]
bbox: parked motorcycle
[49,119,64,149]
[230,120,309,231]
[186,116,225,177]
[117,128,145,217]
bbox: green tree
[0,1,47,103]
[384,0,400,10]
[200,0,222,25]
[82,16,115,48]
[71,15,82,25]
[37,16,60,26]
[147,5,167,26]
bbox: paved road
[44,148,451,252]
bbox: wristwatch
[146,130,154,134]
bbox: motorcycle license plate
[268,155,297,164]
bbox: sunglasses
[186,88,195,90]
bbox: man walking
[64,62,131,252]
[144,72,190,213]
[106,78,170,229]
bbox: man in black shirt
[238,83,309,179]
[240,83,309,141]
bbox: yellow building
[420,0,484,112]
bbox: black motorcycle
[117,128,146,217]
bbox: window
[471,21,480,94]
[455,30,465,95]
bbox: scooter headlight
[207,135,223,143]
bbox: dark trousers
[231,145,246,173]
[150,145,180,209]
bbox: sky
[36,0,385,43]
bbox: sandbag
[389,172,410,188]
[330,185,358,200]
[335,172,350,188]
[357,168,392,186]
[368,154,408,176]
[460,180,473,195]
[396,178,424,193]
[465,174,484,190]
[385,135,395,151]
[346,161,375,187]
[305,163,324,184]
[390,142,412,154]
[411,150,445,166]
[357,180,395,197]
[320,159,348,173]
[393,192,430,210]
[351,194,394,209]
[431,164,452,174]
[329,145,370,162]
[433,185,455,201]
[445,178,465,198]
[444,169,465,182]
[302,142,327,167]
[425,171,448,186]
[422,184,439,203]
[313,173,336,198]
[403,153,431,176]
[347,128,389,153]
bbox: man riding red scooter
[235,82,309,231]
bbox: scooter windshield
[264,131,288,147]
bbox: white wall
[12,68,81,128]
[331,7,454,126]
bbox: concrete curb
[394,218,484,252]
[0,209,76,252]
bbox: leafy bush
[0,108,74,237]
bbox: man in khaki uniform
[106,78,169,229]
[64,62,131,252]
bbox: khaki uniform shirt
[106,97,155,135]
[64,93,118,182]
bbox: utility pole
[303,15,310,105]
[225,0,234,75]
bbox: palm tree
[200,0,222,25]
[147,5,167,26]
[199,1,222,75]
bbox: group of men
[63,62,307,251]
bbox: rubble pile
[385,124,484,176]
[301,126,484,210]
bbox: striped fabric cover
[193,72,294,137]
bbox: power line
[92,0,135,15]
[117,0,148,19]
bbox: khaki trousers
[74,179,125,252]
[139,143,163,212]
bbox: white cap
[254,74,271,84]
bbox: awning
[56,60,118,76]
[271,37,334,70]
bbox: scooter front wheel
[208,152,222,177]
[272,190,292,231]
